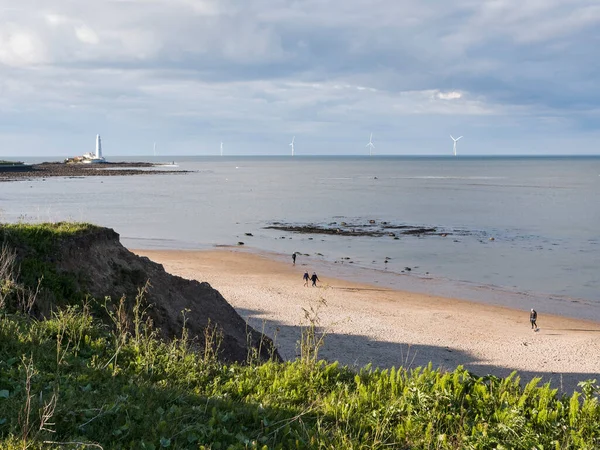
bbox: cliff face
[6,225,277,363]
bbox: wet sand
[134,248,600,393]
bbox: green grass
[0,222,100,313]
[0,222,98,254]
[0,308,598,450]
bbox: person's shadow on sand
[234,307,595,395]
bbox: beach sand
[134,248,600,393]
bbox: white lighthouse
[81,134,106,163]
[96,134,102,159]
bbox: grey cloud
[0,0,599,155]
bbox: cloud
[74,25,99,45]
[436,91,462,100]
[45,13,69,27]
[0,27,47,66]
[0,0,598,155]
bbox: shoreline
[123,236,600,324]
[249,247,600,323]
[133,247,600,393]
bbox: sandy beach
[134,248,600,393]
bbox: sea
[3,155,599,322]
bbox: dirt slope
[13,226,277,363]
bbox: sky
[1,0,599,157]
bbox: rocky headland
[0,161,188,182]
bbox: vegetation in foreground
[0,222,599,449]
[0,306,598,450]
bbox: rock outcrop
[0,162,187,181]
[5,225,277,363]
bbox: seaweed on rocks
[265,221,448,238]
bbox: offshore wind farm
[366,133,375,156]
[451,135,463,156]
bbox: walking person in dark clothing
[303,271,309,287]
[310,272,319,287]
[292,253,297,265]
[530,309,538,330]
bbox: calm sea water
[3,156,600,321]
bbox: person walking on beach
[310,272,319,287]
[303,271,309,287]
[292,253,296,265]
[530,309,538,330]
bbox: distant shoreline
[0,161,189,181]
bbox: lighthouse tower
[95,135,102,159]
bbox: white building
[82,135,106,163]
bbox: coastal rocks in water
[264,224,383,237]
[264,221,445,238]
[399,227,437,235]
[245,232,253,236]
[0,161,189,182]
[237,241,245,245]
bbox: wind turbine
[220,141,223,156]
[366,133,375,156]
[450,135,463,156]
[153,142,156,157]
[289,136,295,156]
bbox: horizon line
[7,153,600,159]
